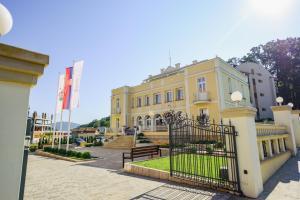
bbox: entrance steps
[104,135,134,149]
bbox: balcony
[112,107,121,114]
[193,92,210,104]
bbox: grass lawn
[134,154,228,179]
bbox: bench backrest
[131,145,159,156]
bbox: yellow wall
[260,151,291,183]
[110,57,251,130]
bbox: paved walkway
[24,147,300,200]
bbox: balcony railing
[193,92,210,104]
[112,107,121,114]
[256,123,288,137]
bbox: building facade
[110,57,251,133]
[236,62,276,120]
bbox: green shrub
[206,146,213,154]
[81,152,91,159]
[66,150,74,157]
[58,149,67,155]
[159,144,169,148]
[137,132,144,137]
[93,141,103,146]
[29,144,38,152]
[189,147,197,154]
[43,147,52,152]
[139,139,151,143]
[52,148,59,153]
[75,152,82,158]
[214,142,224,149]
[84,143,93,147]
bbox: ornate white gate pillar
[222,107,263,198]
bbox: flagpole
[58,110,63,149]
[51,74,60,148]
[66,61,75,151]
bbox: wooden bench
[122,145,162,167]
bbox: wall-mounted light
[0,3,13,36]
[231,91,243,107]
[276,97,283,106]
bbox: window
[260,93,264,97]
[137,97,142,107]
[116,98,120,109]
[145,116,151,128]
[116,118,120,129]
[153,93,161,104]
[258,79,263,83]
[197,77,206,93]
[165,91,173,102]
[228,78,232,94]
[251,69,255,74]
[131,98,134,108]
[257,73,262,76]
[176,88,184,100]
[144,96,150,106]
[252,78,256,85]
[262,108,266,111]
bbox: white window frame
[166,91,173,102]
[176,88,184,100]
[197,77,206,93]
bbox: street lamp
[288,102,294,108]
[0,3,13,36]
[231,91,243,107]
[276,97,283,106]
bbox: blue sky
[1,0,299,124]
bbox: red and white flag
[62,67,73,110]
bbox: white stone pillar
[222,107,263,198]
[0,43,48,200]
[274,139,280,154]
[280,138,286,152]
[258,141,265,160]
[271,106,297,156]
[266,140,273,157]
[291,110,300,147]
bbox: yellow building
[110,57,250,133]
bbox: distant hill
[52,122,80,131]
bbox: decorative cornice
[291,110,300,115]
[271,106,292,112]
[221,106,257,118]
[0,43,49,86]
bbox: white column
[274,139,280,154]
[266,140,273,157]
[258,141,265,160]
[271,106,297,155]
[222,107,263,198]
[280,138,286,152]
[291,110,300,147]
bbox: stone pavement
[24,147,300,200]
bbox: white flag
[71,60,84,110]
[56,74,65,113]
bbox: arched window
[137,116,143,126]
[145,115,151,128]
[154,114,164,126]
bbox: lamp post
[276,97,284,106]
[231,91,243,107]
[0,3,13,36]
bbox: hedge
[43,147,91,159]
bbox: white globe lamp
[276,97,283,106]
[287,102,294,108]
[0,3,13,36]
[231,91,243,107]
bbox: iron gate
[165,113,241,194]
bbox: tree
[228,37,300,109]
[79,116,110,128]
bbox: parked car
[75,138,86,146]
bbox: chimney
[192,60,197,64]
[175,63,180,69]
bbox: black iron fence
[167,115,241,194]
